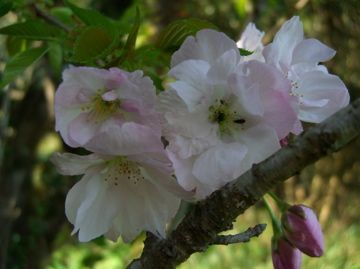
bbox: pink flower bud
[272,237,302,269]
[282,204,324,257]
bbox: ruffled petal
[85,121,164,155]
[171,29,239,66]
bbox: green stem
[263,197,282,238]
[268,191,289,212]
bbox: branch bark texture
[128,98,360,269]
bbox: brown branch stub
[210,223,267,246]
[127,98,360,269]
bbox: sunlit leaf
[0,46,48,88]
[0,20,65,41]
[157,18,218,49]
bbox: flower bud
[282,204,324,257]
[272,237,302,269]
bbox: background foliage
[0,0,359,268]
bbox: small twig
[210,223,267,246]
[33,4,71,32]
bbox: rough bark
[127,98,360,269]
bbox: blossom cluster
[52,16,349,243]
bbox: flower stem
[268,191,289,212]
[263,196,282,238]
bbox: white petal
[237,124,280,164]
[110,174,181,242]
[228,72,264,117]
[207,49,239,85]
[292,38,336,65]
[54,106,82,147]
[297,71,350,122]
[74,173,119,242]
[85,121,164,155]
[168,81,205,112]
[168,59,210,89]
[264,16,304,72]
[51,152,102,175]
[166,150,198,192]
[171,29,239,66]
[193,143,248,187]
[237,23,264,51]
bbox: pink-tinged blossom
[51,127,189,242]
[55,66,160,151]
[272,237,302,269]
[237,23,265,62]
[160,29,299,199]
[282,204,324,257]
[263,16,350,123]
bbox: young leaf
[65,0,114,28]
[72,26,117,63]
[0,46,48,88]
[239,48,254,56]
[157,18,218,49]
[0,20,65,41]
[117,7,140,63]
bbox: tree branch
[127,98,360,269]
[210,223,266,245]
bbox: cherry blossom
[51,124,188,242]
[55,66,160,151]
[161,29,299,199]
[263,16,350,123]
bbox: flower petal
[171,29,239,67]
[193,143,248,187]
[51,152,102,175]
[85,121,164,155]
[207,49,239,85]
[263,16,304,72]
[297,71,350,122]
[292,38,336,65]
[237,124,280,164]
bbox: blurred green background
[0,0,359,268]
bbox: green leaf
[123,7,140,53]
[0,46,48,88]
[5,36,27,57]
[0,20,65,41]
[0,1,12,17]
[72,26,117,63]
[157,18,218,49]
[239,48,254,56]
[50,7,74,27]
[48,42,63,78]
[65,0,114,28]
[117,7,140,64]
